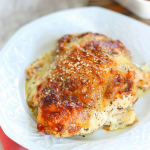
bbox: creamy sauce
[136,88,147,98]
[103,118,139,133]
[28,105,38,118]
[26,50,54,117]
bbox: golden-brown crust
[35,33,137,137]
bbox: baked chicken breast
[26,32,150,137]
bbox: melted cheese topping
[26,53,147,131]
[26,50,139,131]
[25,33,150,137]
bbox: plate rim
[1,6,150,150]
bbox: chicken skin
[26,32,150,137]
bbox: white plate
[0,7,150,150]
